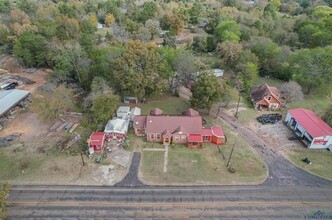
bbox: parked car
[257,113,282,124]
[3,82,18,90]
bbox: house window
[157,134,161,140]
[181,135,187,142]
[203,136,209,141]
[270,104,278,108]
[174,135,180,141]
[150,133,154,139]
[268,96,272,101]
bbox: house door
[163,137,170,145]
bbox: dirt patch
[1,56,50,93]
[248,121,304,154]
[0,56,128,185]
[178,86,192,101]
[0,112,51,140]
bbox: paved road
[216,111,332,186]
[7,185,332,219]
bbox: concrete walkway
[143,148,165,151]
[163,145,169,173]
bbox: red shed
[87,132,106,152]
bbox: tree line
[0,0,331,127]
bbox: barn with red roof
[285,108,332,149]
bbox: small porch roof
[188,134,203,142]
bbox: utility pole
[80,152,85,166]
[216,102,222,119]
[234,92,241,118]
[227,141,236,168]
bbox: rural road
[216,110,332,186]
[7,185,332,219]
[6,109,332,219]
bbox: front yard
[285,148,332,181]
[139,121,267,185]
[134,95,267,185]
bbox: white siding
[309,136,332,149]
[285,112,292,125]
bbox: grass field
[286,148,332,180]
[252,77,284,87]
[288,94,329,115]
[140,121,267,185]
[0,151,43,180]
[137,95,190,115]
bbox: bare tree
[136,26,151,42]
[110,23,130,41]
[279,81,304,105]
[145,19,161,40]
[174,52,198,87]
[322,93,332,127]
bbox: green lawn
[0,151,43,180]
[288,94,329,115]
[140,121,267,185]
[286,148,332,180]
[137,95,190,115]
[252,77,284,87]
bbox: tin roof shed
[0,89,30,117]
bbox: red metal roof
[89,132,105,145]
[211,126,224,137]
[288,108,332,137]
[133,116,147,129]
[202,128,213,136]
[188,134,203,142]
[145,115,202,134]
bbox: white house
[116,106,131,119]
[285,108,332,149]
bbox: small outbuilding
[285,108,332,149]
[0,89,30,117]
[87,132,106,152]
[116,106,131,119]
[104,118,130,139]
[213,69,224,77]
[130,107,141,121]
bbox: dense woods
[0,0,331,126]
